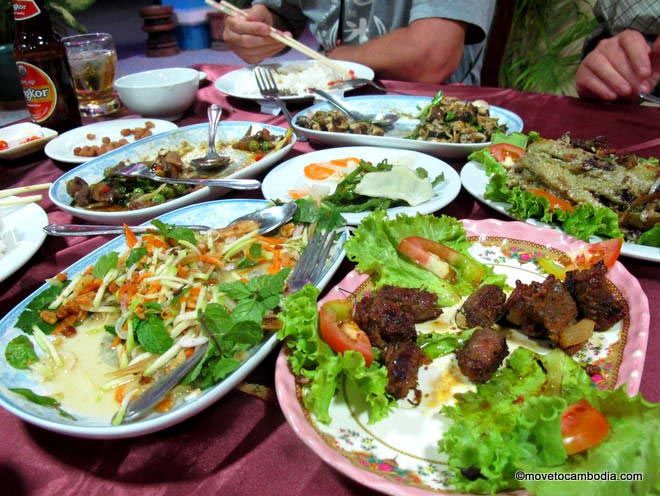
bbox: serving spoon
[310,88,399,129]
[116,162,261,190]
[44,202,298,237]
[190,104,232,171]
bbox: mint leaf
[15,284,66,334]
[27,284,64,311]
[246,268,290,300]
[92,252,118,278]
[415,167,428,179]
[104,325,116,336]
[151,219,196,245]
[212,357,241,381]
[135,316,173,354]
[217,280,252,301]
[5,335,39,369]
[9,388,75,420]
[231,299,267,324]
[126,247,147,267]
[202,303,233,337]
[237,243,263,269]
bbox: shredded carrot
[123,224,137,248]
[268,249,282,274]
[177,265,190,277]
[81,278,103,293]
[134,305,146,320]
[111,335,121,348]
[184,348,194,358]
[53,315,77,335]
[54,272,67,282]
[155,395,174,412]
[257,235,286,245]
[84,266,93,275]
[108,281,119,293]
[114,385,126,404]
[199,254,223,267]
[143,234,168,253]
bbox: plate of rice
[214,60,374,101]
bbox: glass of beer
[63,33,120,116]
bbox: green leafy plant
[500,0,597,94]
[0,0,95,45]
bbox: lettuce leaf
[560,203,623,240]
[638,224,660,248]
[277,285,392,424]
[440,348,659,494]
[344,211,506,306]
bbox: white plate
[292,95,524,159]
[461,160,660,262]
[0,199,48,282]
[261,146,461,225]
[0,123,58,160]
[0,198,348,439]
[214,60,374,101]
[49,121,296,225]
[44,118,178,164]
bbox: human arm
[576,30,660,101]
[328,17,467,84]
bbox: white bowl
[114,68,203,120]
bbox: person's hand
[576,30,659,101]
[223,4,290,64]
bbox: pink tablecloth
[0,65,658,496]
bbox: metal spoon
[640,93,660,105]
[44,202,297,237]
[121,342,209,423]
[311,88,399,129]
[117,162,261,190]
[190,104,231,171]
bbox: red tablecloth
[0,65,658,495]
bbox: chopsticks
[0,182,51,207]
[205,0,351,77]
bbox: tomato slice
[0,140,8,150]
[572,238,623,270]
[319,299,373,366]
[527,188,574,213]
[397,237,484,286]
[488,143,525,164]
[561,399,610,455]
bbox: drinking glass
[63,33,120,116]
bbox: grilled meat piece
[456,327,509,383]
[457,284,506,328]
[504,276,578,344]
[376,285,443,322]
[354,296,416,347]
[565,261,627,331]
[382,341,430,399]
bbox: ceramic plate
[0,199,347,439]
[460,160,660,263]
[0,200,48,282]
[275,219,649,495]
[44,118,178,164]
[49,121,296,225]
[261,146,461,225]
[0,123,58,160]
[214,60,374,101]
[292,95,524,159]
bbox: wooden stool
[139,5,180,57]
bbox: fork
[640,93,660,105]
[116,163,261,190]
[287,228,336,293]
[253,66,309,142]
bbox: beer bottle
[12,0,82,133]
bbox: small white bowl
[0,122,58,160]
[114,68,203,120]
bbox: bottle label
[12,0,41,21]
[16,62,58,123]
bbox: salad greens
[470,132,660,245]
[278,285,392,424]
[344,210,506,306]
[15,283,66,335]
[5,335,39,369]
[9,388,75,420]
[441,347,659,495]
[292,198,345,232]
[417,329,474,360]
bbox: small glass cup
[63,33,120,116]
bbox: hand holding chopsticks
[205,0,351,78]
[0,182,51,207]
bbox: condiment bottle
[12,0,82,132]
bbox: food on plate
[296,91,507,144]
[0,135,43,150]
[471,131,660,246]
[237,61,355,97]
[407,92,506,143]
[2,215,337,423]
[278,211,646,494]
[73,121,156,157]
[291,157,443,214]
[66,128,292,211]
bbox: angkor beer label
[16,62,58,122]
[12,0,41,21]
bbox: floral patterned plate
[274,219,649,496]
